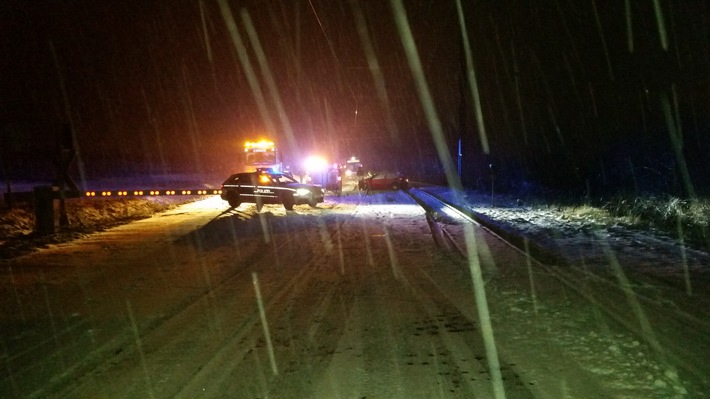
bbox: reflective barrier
[83,189,221,197]
[3,187,222,236]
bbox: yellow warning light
[259,175,270,183]
[245,140,275,151]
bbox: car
[220,170,325,211]
[364,171,409,191]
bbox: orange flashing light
[245,140,275,151]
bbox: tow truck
[242,140,282,173]
[342,156,363,182]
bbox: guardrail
[4,186,222,236]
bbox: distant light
[304,155,328,172]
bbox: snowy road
[0,189,703,398]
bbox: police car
[220,169,325,211]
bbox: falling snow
[1,182,707,398]
[2,0,710,397]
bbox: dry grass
[0,197,195,258]
[523,194,710,248]
[65,197,187,230]
[0,207,35,238]
[548,195,710,247]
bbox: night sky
[2,1,709,195]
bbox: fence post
[34,186,55,235]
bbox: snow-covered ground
[1,181,708,398]
[424,185,710,311]
[423,185,710,396]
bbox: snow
[0,182,708,398]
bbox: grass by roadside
[0,197,196,259]
[462,183,710,252]
[538,195,710,250]
[602,195,710,247]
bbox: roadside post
[55,124,78,228]
[33,186,55,236]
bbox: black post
[34,186,55,235]
[55,123,77,228]
[0,152,12,208]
